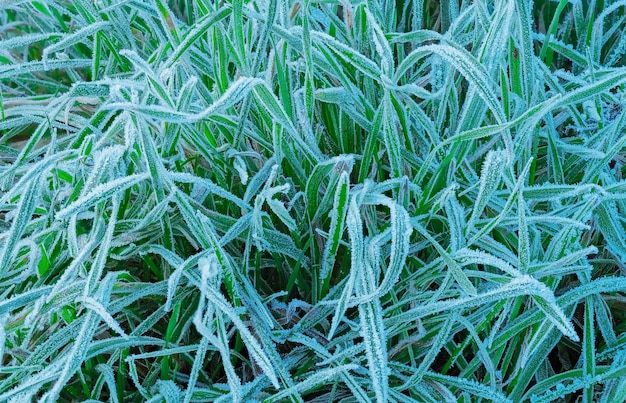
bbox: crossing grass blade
[319,171,350,296]
[2,0,626,401]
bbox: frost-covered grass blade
[1,0,626,401]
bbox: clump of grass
[1,0,626,401]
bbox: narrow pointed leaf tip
[467,149,509,235]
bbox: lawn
[1,0,626,401]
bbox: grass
[1,0,626,401]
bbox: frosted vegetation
[1,0,626,401]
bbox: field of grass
[1,0,626,401]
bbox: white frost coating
[95,364,121,403]
[265,183,296,231]
[454,248,521,277]
[364,8,393,76]
[392,275,578,341]
[168,171,250,211]
[582,100,602,121]
[0,314,6,364]
[23,295,44,329]
[82,145,126,192]
[346,192,390,403]
[265,364,358,401]
[42,21,110,70]
[176,76,198,108]
[0,180,38,276]
[234,156,248,185]
[55,173,150,220]
[467,150,509,236]
[198,254,220,282]
[375,196,412,296]
[106,77,263,123]
[200,285,281,389]
[81,297,129,339]
[0,33,59,52]
[159,68,172,82]
[479,0,514,73]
